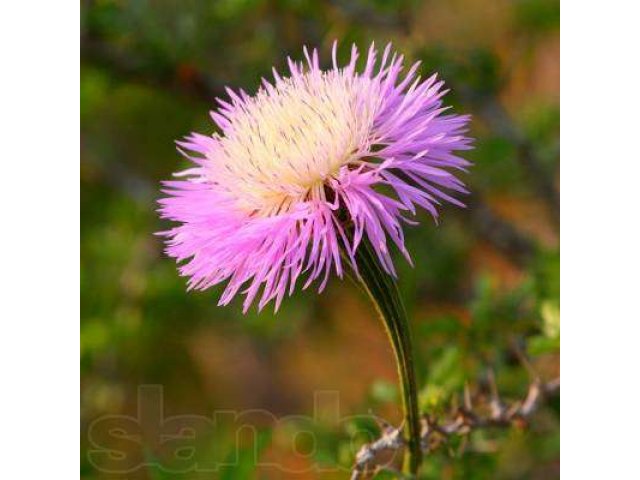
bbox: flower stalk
[350,238,422,476]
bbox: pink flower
[158,42,473,312]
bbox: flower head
[159,42,472,312]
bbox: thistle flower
[159,42,472,312]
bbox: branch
[468,194,537,267]
[351,375,559,479]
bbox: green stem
[349,238,422,476]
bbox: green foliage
[528,300,560,355]
[515,0,561,33]
[219,429,272,480]
[420,346,465,411]
[371,380,399,404]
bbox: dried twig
[351,376,559,479]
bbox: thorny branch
[351,374,560,479]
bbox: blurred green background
[81,0,559,478]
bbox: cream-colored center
[209,71,379,216]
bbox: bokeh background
[81,0,559,478]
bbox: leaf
[371,379,399,404]
[528,335,560,355]
[540,301,560,339]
